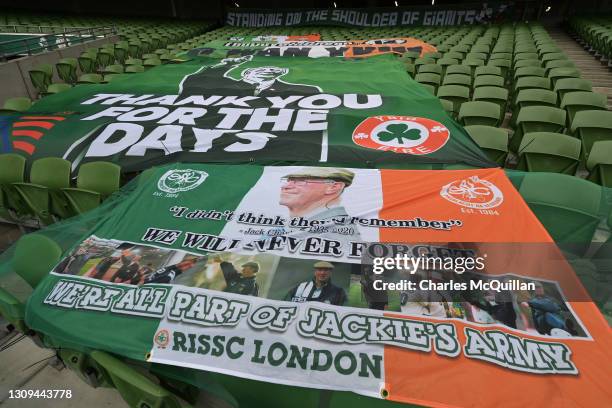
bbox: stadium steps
[548,27,612,109]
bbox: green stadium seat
[62,162,121,216]
[114,44,129,64]
[419,83,436,95]
[0,234,61,332]
[125,65,145,73]
[43,83,72,96]
[548,67,581,87]
[436,58,459,73]
[405,63,415,78]
[519,173,602,255]
[78,54,97,74]
[439,99,454,117]
[78,73,104,84]
[55,58,78,84]
[159,53,176,63]
[516,132,581,174]
[445,64,472,77]
[561,91,607,128]
[571,110,612,159]
[544,59,576,75]
[442,74,472,87]
[586,141,612,187]
[553,78,592,102]
[1,97,32,113]
[511,106,566,152]
[102,64,125,75]
[514,66,546,81]
[415,57,435,68]
[0,154,26,222]
[125,58,143,66]
[418,64,442,75]
[473,74,504,88]
[97,49,115,68]
[513,59,541,71]
[89,351,185,408]
[458,101,501,126]
[11,157,71,224]
[541,52,568,64]
[514,76,551,95]
[474,65,502,77]
[488,59,511,78]
[472,86,509,113]
[464,125,509,165]
[437,85,470,116]
[104,74,125,82]
[443,51,464,61]
[28,63,53,95]
[415,73,441,90]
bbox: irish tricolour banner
[1,54,492,171]
[24,164,612,407]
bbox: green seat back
[514,76,551,92]
[12,234,62,288]
[0,154,26,184]
[437,85,470,113]
[442,73,472,87]
[445,64,471,76]
[78,74,103,84]
[77,162,121,197]
[46,83,72,95]
[517,132,581,174]
[511,106,566,152]
[417,63,442,75]
[30,157,71,189]
[458,101,501,127]
[473,74,504,88]
[2,97,32,112]
[464,125,509,165]
[519,173,602,251]
[475,65,502,76]
[571,110,612,155]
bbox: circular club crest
[440,176,504,209]
[154,329,170,348]
[352,115,450,155]
[158,169,208,193]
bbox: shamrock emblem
[377,123,423,144]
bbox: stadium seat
[62,162,121,216]
[458,101,501,126]
[0,154,26,221]
[473,74,504,88]
[560,91,607,128]
[43,83,72,96]
[442,74,472,87]
[514,76,551,95]
[405,64,415,78]
[125,57,143,66]
[445,64,472,77]
[144,58,162,68]
[488,59,511,78]
[571,110,612,159]
[97,49,115,68]
[519,173,602,255]
[102,64,125,75]
[415,73,441,90]
[1,97,32,113]
[516,132,581,174]
[78,53,97,74]
[553,78,593,102]
[55,58,78,84]
[0,234,61,332]
[514,66,546,81]
[586,141,612,187]
[464,125,509,165]
[418,64,442,76]
[472,86,509,113]
[513,59,542,71]
[437,85,470,116]
[89,351,185,408]
[28,64,53,95]
[548,67,581,87]
[474,65,502,77]
[439,99,454,117]
[114,44,129,64]
[78,74,104,84]
[511,106,566,152]
[544,59,576,75]
[11,157,71,224]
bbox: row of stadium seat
[0,155,121,226]
[569,17,612,64]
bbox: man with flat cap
[276,167,362,244]
[284,261,347,306]
[209,256,259,297]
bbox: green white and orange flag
[23,163,612,407]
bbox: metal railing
[0,25,117,61]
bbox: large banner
[0,54,492,172]
[225,4,514,28]
[193,37,437,59]
[25,164,612,407]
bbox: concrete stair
[548,27,612,109]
